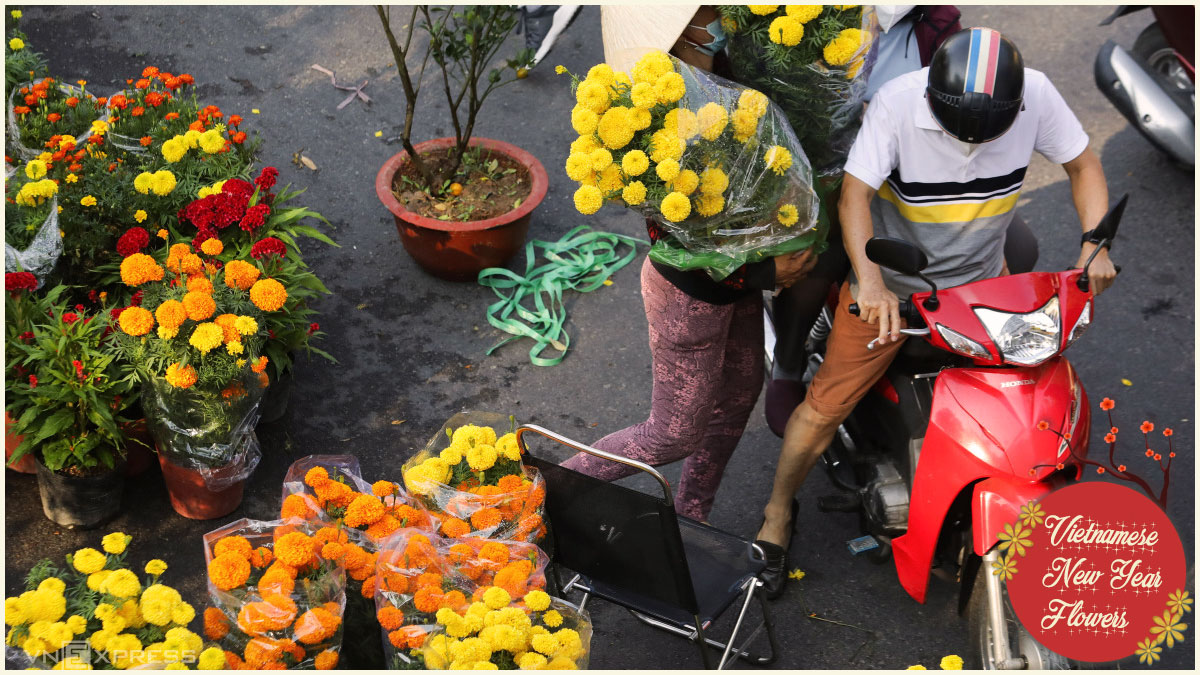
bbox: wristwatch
[1080,228,1111,249]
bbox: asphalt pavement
[5,5,1194,670]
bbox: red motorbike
[804,198,1125,669]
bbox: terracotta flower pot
[158,452,245,520]
[5,411,37,474]
[375,137,549,282]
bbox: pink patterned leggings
[562,258,764,521]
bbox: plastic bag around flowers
[7,82,96,159]
[4,196,61,286]
[419,595,593,670]
[721,5,880,177]
[280,454,433,544]
[561,51,823,281]
[202,517,347,670]
[402,412,547,543]
[143,370,265,490]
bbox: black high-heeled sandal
[754,498,799,600]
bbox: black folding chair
[517,424,778,669]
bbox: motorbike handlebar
[847,301,917,320]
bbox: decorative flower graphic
[991,554,1018,581]
[1149,610,1187,648]
[1135,637,1163,665]
[997,522,1032,558]
[1019,500,1045,528]
[1167,589,1193,617]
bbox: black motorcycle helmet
[926,28,1025,143]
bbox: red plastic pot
[375,137,548,282]
[5,411,36,474]
[158,452,245,520]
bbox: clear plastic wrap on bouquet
[721,4,880,177]
[7,82,95,159]
[143,370,265,490]
[203,517,348,670]
[402,412,547,543]
[4,196,60,286]
[419,595,593,670]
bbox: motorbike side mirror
[1077,194,1128,292]
[865,238,940,310]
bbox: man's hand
[774,249,818,289]
[856,280,902,344]
[1076,244,1118,296]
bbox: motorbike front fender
[972,475,1056,556]
[1094,40,1195,167]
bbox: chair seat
[585,517,765,628]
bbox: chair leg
[694,616,714,669]
[719,578,764,669]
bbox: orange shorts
[805,282,908,420]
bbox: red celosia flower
[19,331,33,342]
[6,272,37,294]
[192,227,219,251]
[73,360,84,379]
[308,323,319,335]
[116,227,151,258]
[63,313,79,324]
[1140,421,1154,434]
[239,204,270,232]
[250,237,286,259]
[255,166,279,192]
[131,290,144,306]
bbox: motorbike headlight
[935,324,991,359]
[974,296,1061,366]
[1064,300,1092,349]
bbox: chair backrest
[519,427,700,615]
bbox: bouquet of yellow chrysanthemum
[402,412,547,543]
[559,50,822,280]
[201,518,347,670]
[3,532,227,670]
[418,585,592,670]
[720,5,879,175]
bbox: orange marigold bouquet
[202,518,347,670]
[7,76,101,159]
[402,412,547,543]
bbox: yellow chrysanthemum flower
[786,5,824,23]
[699,167,729,195]
[573,185,603,215]
[620,150,649,177]
[777,203,799,226]
[101,532,129,555]
[695,194,725,217]
[824,28,864,66]
[764,145,793,175]
[575,80,610,115]
[570,106,598,136]
[622,181,647,206]
[653,72,686,105]
[588,148,613,172]
[631,50,673,85]
[655,158,681,182]
[768,16,804,47]
[748,5,780,15]
[660,192,691,222]
[630,82,657,109]
[161,138,187,163]
[696,102,729,141]
[596,106,634,150]
[671,169,699,196]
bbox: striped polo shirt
[843,65,1090,299]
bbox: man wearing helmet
[752,27,1118,598]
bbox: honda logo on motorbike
[1000,379,1036,388]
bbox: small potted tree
[374,5,549,281]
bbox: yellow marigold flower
[542,610,563,628]
[630,82,657,109]
[575,80,610,115]
[768,16,804,46]
[24,159,47,180]
[786,5,824,22]
[9,37,24,50]
[161,137,187,163]
[223,259,261,290]
[660,192,691,222]
[596,106,634,150]
[182,291,216,321]
[86,570,113,592]
[570,135,598,155]
[622,181,647,206]
[234,315,258,335]
[697,102,729,141]
[748,5,780,15]
[630,107,652,131]
[649,130,685,162]
[906,666,927,670]
[172,602,195,625]
[133,172,153,194]
[620,150,649,177]
[200,238,223,256]
[585,63,615,87]
[655,158,681,182]
[518,653,548,670]
[671,169,699,196]
[118,306,154,337]
[482,587,512,610]
[777,203,799,226]
[764,145,793,175]
[198,129,225,154]
[80,195,98,207]
[64,173,78,184]
[824,28,864,66]
[189,323,224,354]
[198,646,226,670]
[132,209,148,223]
[732,107,760,143]
[588,148,613,171]
[249,278,288,311]
[573,185,603,215]
[101,532,129,554]
[10,10,21,19]
[653,72,686,105]
[66,615,88,635]
[165,363,198,389]
[631,50,673,85]
[695,194,725,217]
[99,569,141,599]
[569,106,598,136]
[523,590,551,612]
[940,655,964,670]
[145,559,168,576]
[597,164,624,193]
[564,152,593,182]
[699,167,729,195]
[151,170,177,196]
[664,107,699,140]
[554,65,566,74]
[466,444,498,471]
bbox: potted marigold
[373,5,548,281]
[110,234,287,520]
[5,281,140,528]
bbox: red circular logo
[1006,481,1188,664]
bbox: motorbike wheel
[965,553,1071,670]
[1133,24,1195,107]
